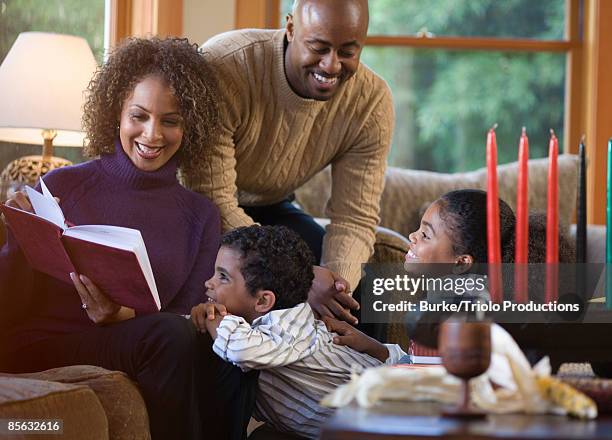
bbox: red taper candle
[515,127,529,302]
[486,125,503,303]
[545,129,559,302]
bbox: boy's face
[405,202,458,273]
[205,246,260,323]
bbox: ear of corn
[536,376,597,419]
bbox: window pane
[361,47,565,172]
[279,0,566,40]
[0,0,105,63]
[368,0,565,39]
[0,0,104,172]
[280,0,293,22]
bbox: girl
[403,188,575,356]
[406,188,574,275]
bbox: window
[0,0,106,63]
[367,0,565,40]
[0,0,105,171]
[279,0,573,172]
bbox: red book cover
[62,236,158,314]
[1,204,160,314]
[1,204,74,285]
[410,341,440,357]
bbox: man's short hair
[221,225,315,310]
[290,0,369,20]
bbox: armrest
[371,226,410,264]
[312,217,410,265]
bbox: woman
[0,37,243,440]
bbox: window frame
[236,0,612,225]
[363,1,580,158]
[108,0,183,47]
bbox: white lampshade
[0,32,97,147]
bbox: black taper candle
[576,137,587,263]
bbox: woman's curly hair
[221,225,315,311]
[82,37,220,174]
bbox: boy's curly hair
[221,225,315,310]
[82,37,219,175]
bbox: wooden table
[320,401,612,440]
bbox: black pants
[3,313,257,440]
[243,199,325,264]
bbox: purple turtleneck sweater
[1,145,220,349]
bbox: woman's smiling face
[119,75,183,172]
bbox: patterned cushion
[0,376,108,440]
[10,365,150,440]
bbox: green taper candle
[607,138,612,307]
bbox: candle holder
[439,319,491,418]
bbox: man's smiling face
[284,0,368,101]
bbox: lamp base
[1,155,73,185]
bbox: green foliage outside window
[0,0,105,63]
[0,0,104,170]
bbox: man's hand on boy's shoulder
[308,266,360,325]
[322,316,389,363]
[190,301,227,335]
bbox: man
[185,0,394,323]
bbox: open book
[0,179,160,313]
[408,341,442,365]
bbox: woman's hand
[4,191,61,213]
[5,191,33,213]
[70,273,135,325]
[190,302,227,333]
[308,266,359,325]
[322,316,389,362]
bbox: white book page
[409,355,442,365]
[64,224,140,251]
[25,179,66,230]
[64,225,160,309]
[131,237,161,310]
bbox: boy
[191,225,405,439]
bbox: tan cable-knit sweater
[185,29,394,287]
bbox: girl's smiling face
[404,200,476,276]
[406,201,458,268]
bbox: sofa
[296,154,605,350]
[0,154,605,439]
[0,366,149,440]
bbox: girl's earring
[453,257,471,275]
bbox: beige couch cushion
[10,365,150,440]
[296,155,579,240]
[0,376,108,440]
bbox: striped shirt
[213,302,405,439]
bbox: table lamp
[0,32,97,184]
